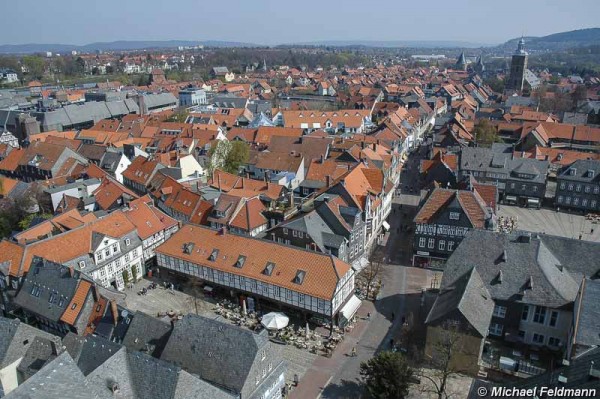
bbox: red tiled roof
[60,280,92,325]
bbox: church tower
[507,37,528,91]
[455,52,467,71]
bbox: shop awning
[382,221,391,231]
[505,195,517,202]
[527,198,540,204]
[340,295,362,321]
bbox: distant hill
[289,40,491,48]
[498,28,600,53]
[0,40,258,54]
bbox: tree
[571,85,588,110]
[166,109,190,123]
[208,140,249,175]
[362,252,384,300]
[472,119,499,147]
[360,351,413,399]
[22,55,45,80]
[484,77,505,93]
[417,321,477,399]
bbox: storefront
[338,294,362,327]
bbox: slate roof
[460,146,549,184]
[6,351,101,399]
[442,230,600,308]
[13,258,81,323]
[425,268,494,337]
[16,336,62,380]
[572,279,600,348]
[557,159,600,183]
[160,314,276,396]
[277,209,347,251]
[0,317,61,370]
[121,311,172,358]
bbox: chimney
[361,141,365,149]
[68,266,75,278]
[372,143,376,151]
[289,190,295,207]
[110,300,118,326]
[220,226,227,235]
[326,175,331,187]
[217,174,222,192]
[320,154,324,164]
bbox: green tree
[22,55,45,79]
[472,119,499,147]
[225,141,250,175]
[208,140,249,175]
[166,109,190,123]
[484,77,505,93]
[360,351,413,399]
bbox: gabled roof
[155,224,351,301]
[414,188,491,229]
[425,268,494,337]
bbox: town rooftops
[414,187,493,229]
[155,224,351,300]
[425,268,494,337]
[160,313,278,397]
[557,159,600,183]
[442,230,600,308]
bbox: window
[292,230,297,237]
[125,254,130,262]
[125,238,131,246]
[560,182,566,190]
[518,330,525,339]
[283,228,288,235]
[427,238,434,249]
[105,249,110,257]
[533,306,546,324]
[594,186,599,194]
[510,183,516,189]
[97,252,103,261]
[533,186,538,192]
[447,241,454,251]
[521,305,529,321]
[261,350,266,361]
[493,305,507,318]
[565,196,571,205]
[568,184,574,191]
[438,240,446,251]
[548,337,561,347]
[549,311,559,327]
[489,322,503,336]
[449,212,460,220]
[116,259,121,267]
[298,232,303,238]
[583,199,588,207]
[557,196,563,203]
[532,333,545,344]
[79,261,85,269]
[576,184,581,192]
[112,244,118,252]
[585,185,591,193]
[573,197,579,206]
[592,200,597,209]
[419,238,426,248]
[133,249,138,257]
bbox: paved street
[291,146,438,399]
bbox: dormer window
[125,238,131,246]
[183,243,194,254]
[263,262,275,276]
[293,270,306,285]
[588,170,595,178]
[449,212,460,220]
[570,168,577,176]
[209,249,219,261]
[235,255,246,268]
[79,261,86,269]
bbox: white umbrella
[261,312,289,330]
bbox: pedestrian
[293,374,299,386]
[351,347,357,357]
[391,312,395,321]
[592,228,595,234]
[367,312,371,320]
